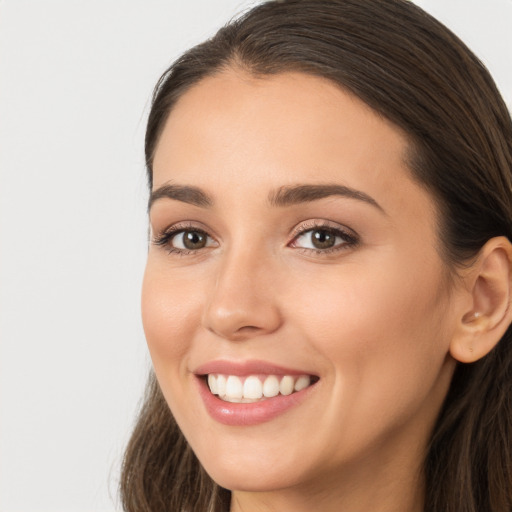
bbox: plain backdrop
[0,1,510,511]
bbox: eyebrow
[148,184,213,211]
[149,182,384,214]
[268,184,385,213]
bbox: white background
[0,1,510,511]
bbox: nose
[202,248,283,341]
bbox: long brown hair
[121,1,512,510]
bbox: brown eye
[291,226,358,252]
[310,230,336,249]
[172,230,210,250]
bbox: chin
[191,439,309,493]
[204,463,301,493]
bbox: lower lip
[196,377,317,426]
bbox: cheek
[290,256,448,348]
[141,262,201,371]
[286,254,453,421]
[141,262,210,430]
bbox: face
[143,70,458,495]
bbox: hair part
[123,1,512,510]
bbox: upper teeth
[207,374,312,403]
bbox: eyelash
[152,223,213,256]
[289,220,359,254]
[152,220,359,256]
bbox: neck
[229,438,426,512]
[230,471,424,512]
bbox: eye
[153,226,218,254]
[290,225,358,252]
[172,230,211,250]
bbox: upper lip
[194,359,317,377]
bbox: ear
[450,236,512,363]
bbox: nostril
[236,325,261,333]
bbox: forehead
[154,70,408,178]
[152,70,431,221]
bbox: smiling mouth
[205,374,319,403]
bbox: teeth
[243,376,263,399]
[279,376,294,395]
[263,375,280,397]
[216,375,227,396]
[208,374,218,394]
[225,375,243,399]
[207,373,314,402]
[294,375,310,391]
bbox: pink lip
[194,360,319,427]
[194,359,316,377]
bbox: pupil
[312,230,335,249]
[184,231,206,249]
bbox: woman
[121,1,512,511]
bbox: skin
[142,70,473,512]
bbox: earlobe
[450,236,512,364]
